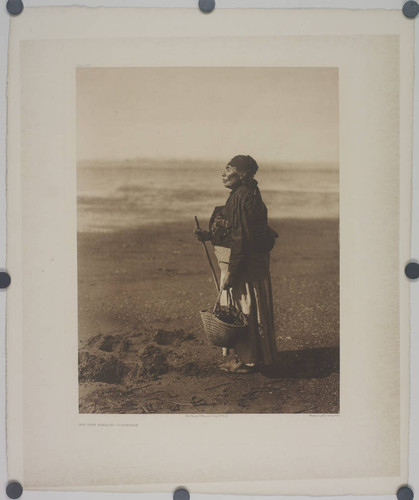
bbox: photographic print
[6,6,412,492]
[77,67,339,414]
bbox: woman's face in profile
[222,164,241,189]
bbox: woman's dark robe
[209,179,278,365]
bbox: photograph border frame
[1,1,418,499]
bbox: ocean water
[77,160,339,232]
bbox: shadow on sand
[260,346,339,380]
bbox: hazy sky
[77,67,338,165]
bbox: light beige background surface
[6,7,413,495]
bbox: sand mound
[97,335,120,352]
[154,329,184,345]
[122,364,145,385]
[79,351,129,384]
[118,338,132,352]
[139,345,169,378]
[79,342,171,385]
[154,329,195,345]
[87,334,132,353]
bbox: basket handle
[212,287,234,314]
[213,288,224,314]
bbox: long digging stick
[195,216,220,292]
[195,217,230,357]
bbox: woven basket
[200,302,248,348]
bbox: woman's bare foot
[219,360,257,374]
[219,359,243,372]
[235,364,258,374]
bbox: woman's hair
[228,155,259,180]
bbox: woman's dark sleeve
[228,226,245,280]
[228,193,254,281]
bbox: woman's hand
[194,229,211,242]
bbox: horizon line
[78,157,339,168]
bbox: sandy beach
[78,217,339,414]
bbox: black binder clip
[6,0,24,16]
[6,481,23,499]
[397,486,414,500]
[405,261,419,280]
[174,487,190,500]
[0,271,11,289]
[199,0,215,14]
[403,1,419,18]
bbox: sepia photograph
[77,66,340,414]
[5,6,413,492]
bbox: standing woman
[195,155,278,373]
